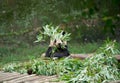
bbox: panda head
[54,39,63,48]
[49,31,67,48]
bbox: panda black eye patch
[54,39,56,43]
[62,31,65,35]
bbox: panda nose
[58,43,61,46]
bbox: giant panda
[45,32,70,58]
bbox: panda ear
[62,31,66,35]
[63,41,67,45]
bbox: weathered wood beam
[70,54,120,62]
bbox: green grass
[69,42,101,53]
[0,42,119,68]
[0,44,47,67]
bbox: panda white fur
[45,32,70,58]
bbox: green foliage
[0,0,120,44]
[35,24,71,53]
[0,42,100,67]
[2,58,83,76]
[30,58,82,76]
[69,42,101,54]
[57,58,83,80]
[70,40,120,83]
[1,41,120,83]
[3,62,31,74]
[35,24,71,42]
[31,59,57,75]
[0,44,47,67]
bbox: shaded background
[0,0,120,45]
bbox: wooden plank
[21,76,41,82]
[0,71,4,73]
[0,72,19,76]
[70,54,120,62]
[0,72,20,81]
[25,75,58,83]
[10,75,40,83]
[0,74,28,82]
[38,75,57,82]
[4,74,36,83]
[24,76,48,83]
[70,54,91,59]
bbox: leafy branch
[70,40,120,83]
[35,24,71,43]
[35,24,71,50]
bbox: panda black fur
[45,32,70,58]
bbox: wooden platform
[70,54,120,62]
[0,71,63,83]
[0,54,120,83]
[0,71,120,83]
